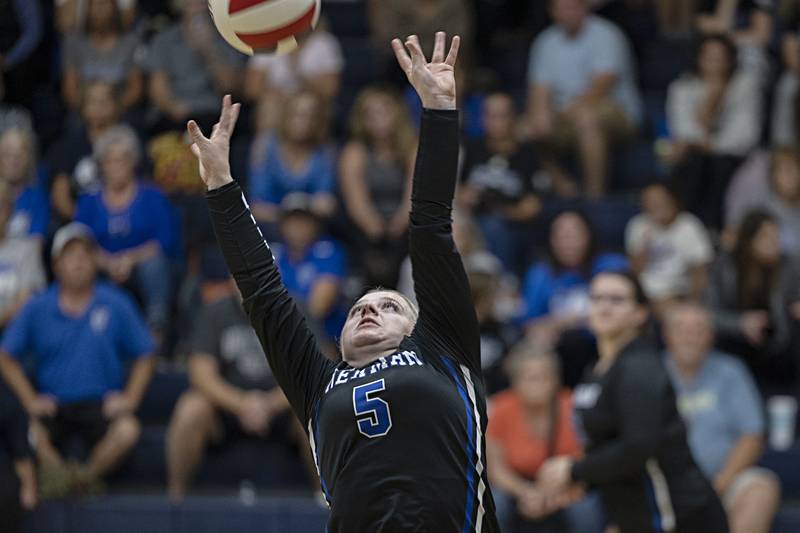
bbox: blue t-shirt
[249,134,336,205]
[9,185,50,238]
[271,239,346,339]
[74,183,180,258]
[1,283,154,403]
[521,253,628,322]
[665,352,765,478]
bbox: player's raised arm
[188,96,334,426]
[393,33,481,373]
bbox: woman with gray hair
[74,124,179,340]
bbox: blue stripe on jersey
[441,356,478,533]
[644,474,663,533]
[313,400,332,503]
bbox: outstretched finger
[189,143,201,160]
[217,94,233,135]
[445,35,461,67]
[432,31,446,64]
[187,120,208,146]
[227,102,241,136]
[391,38,412,75]
[404,35,427,69]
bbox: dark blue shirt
[521,253,629,322]
[74,183,180,257]
[249,134,336,205]
[1,283,154,404]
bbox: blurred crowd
[0,0,799,531]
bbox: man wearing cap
[271,192,346,353]
[0,222,155,495]
[166,246,319,501]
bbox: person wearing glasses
[537,270,728,532]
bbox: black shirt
[207,110,500,533]
[46,126,101,196]
[0,382,31,471]
[191,295,276,391]
[461,139,540,213]
[571,337,724,533]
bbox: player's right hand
[187,94,241,191]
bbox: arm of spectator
[51,173,76,220]
[122,354,156,411]
[696,0,737,34]
[486,437,532,499]
[189,353,248,415]
[712,75,762,155]
[3,0,42,70]
[783,34,800,74]
[149,71,192,122]
[14,458,37,510]
[526,84,554,139]
[197,45,241,96]
[734,9,773,47]
[339,142,386,240]
[713,434,764,493]
[502,194,541,223]
[571,73,619,111]
[0,353,53,418]
[307,276,340,321]
[688,263,710,300]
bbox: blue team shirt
[521,253,629,322]
[9,185,50,238]
[74,183,180,258]
[249,134,336,205]
[271,239,346,338]
[1,283,154,403]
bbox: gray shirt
[144,24,244,115]
[528,15,642,125]
[63,31,142,84]
[0,237,45,318]
[665,352,764,478]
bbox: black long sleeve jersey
[206,110,500,533]
[571,337,726,533]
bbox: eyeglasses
[589,293,634,306]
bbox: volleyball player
[186,32,500,532]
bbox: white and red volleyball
[208,0,322,55]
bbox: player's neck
[343,344,400,369]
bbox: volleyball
[208,0,322,55]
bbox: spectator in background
[521,209,627,387]
[145,0,243,131]
[459,92,543,275]
[467,251,521,394]
[0,223,155,496]
[61,0,144,113]
[248,91,336,232]
[654,0,697,38]
[664,303,780,533]
[0,382,37,533]
[48,80,121,222]
[0,0,43,108]
[74,125,179,338]
[708,210,800,390]
[0,182,45,331]
[487,345,603,533]
[167,247,318,501]
[771,0,800,145]
[243,24,343,106]
[763,148,800,253]
[271,193,346,353]
[666,33,762,230]
[526,0,642,198]
[339,86,415,288]
[696,0,774,48]
[0,127,49,240]
[55,0,137,35]
[626,183,714,317]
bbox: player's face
[55,240,97,290]
[513,358,558,408]
[340,291,416,365]
[588,274,647,339]
[664,307,713,369]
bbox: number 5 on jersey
[353,379,392,438]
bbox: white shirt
[248,31,343,93]
[625,212,713,299]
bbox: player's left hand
[537,456,574,492]
[187,95,241,190]
[392,32,459,111]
